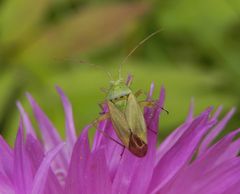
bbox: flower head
[0,85,240,194]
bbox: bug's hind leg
[97,128,125,148]
[120,147,125,158]
[139,101,169,134]
[98,128,126,158]
[92,113,126,155]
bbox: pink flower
[0,85,239,194]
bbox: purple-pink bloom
[0,84,240,194]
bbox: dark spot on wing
[128,133,147,157]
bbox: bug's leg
[100,87,108,94]
[100,129,126,159]
[92,114,126,149]
[98,128,124,147]
[98,103,103,110]
[135,89,143,98]
[134,89,148,98]
[139,101,169,114]
[149,129,158,135]
[120,146,126,158]
[98,102,106,115]
[140,101,169,134]
[92,113,110,128]
[139,101,154,108]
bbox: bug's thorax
[107,79,132,111]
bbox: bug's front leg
[92,113,110,128]
[134,89,143,98]
[98,102,109,115]
[134,89,148,98]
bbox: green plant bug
[93,30,168,157]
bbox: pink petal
[85,149,112,194]
[56,86,77,154]
[127,135,157,194]
[0,172,14,194]
[146,86,165,133]
[147,82,155,100]
[31,143,65,194]
[126,74,133,86]
[143,82,154,118]
[159,129,240,194]
[194,158,240,194]
[17,101,36,138]
[25,135,63,194]
[92,119,110,150]
[193,128,240,171]
[64,126,90,193]
[148,108,214,193]
[212,105,223,120]
[155,122,191,166]
[222,180,240,194]
[156,104,221,165]
[185,98,194,122]
[159,158,240,194]
[199,108,236,154]
[212,128,240,165]
[13,122,33,194]
[101,123,124,179]
[27,93,68,170]
[0,136,13,182]
[92,102,110,150]
[112,152,139,194]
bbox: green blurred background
[0,0,239,145]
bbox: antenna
[92,63,114,81]
[119,29,163,79]
[56,58,114,81]
[73,59,114,81]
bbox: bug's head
[128,133,148,157]
[107,79,132,100]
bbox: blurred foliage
[0,0,240,145]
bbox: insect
[93,30,168,157]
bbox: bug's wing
[107,100,131,147]
[125,93,147,143]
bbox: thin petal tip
[55,85,64,95]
